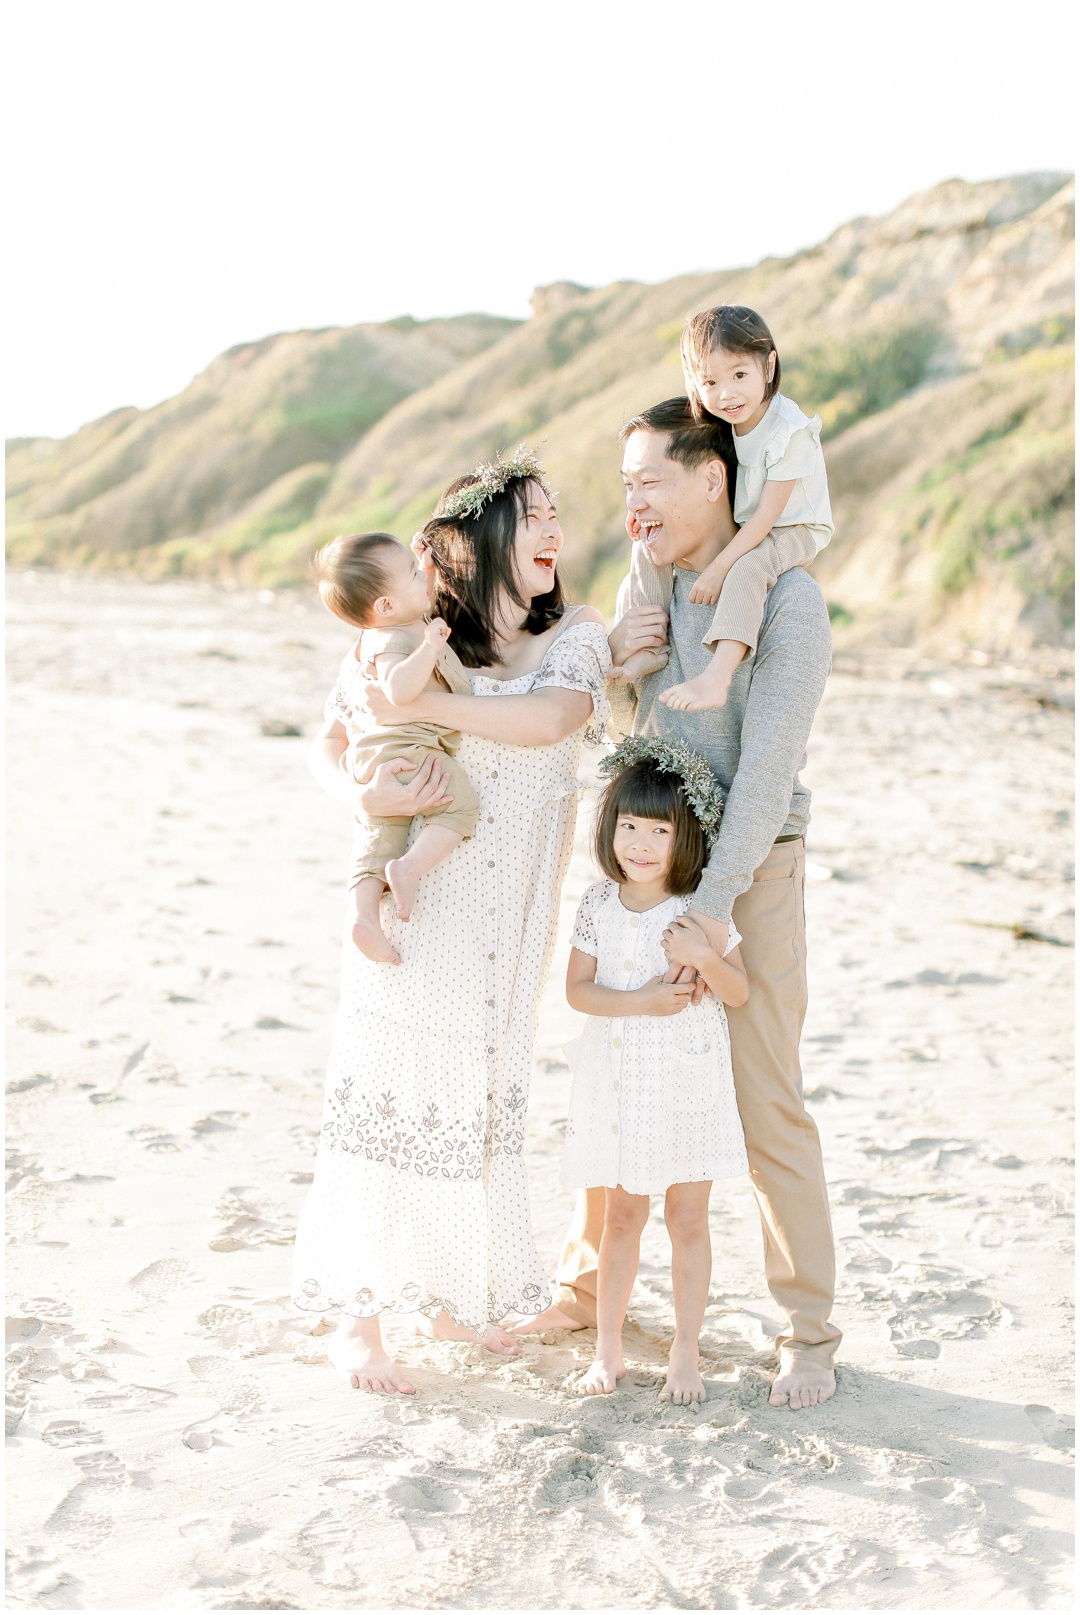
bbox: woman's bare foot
[769,1348,836,1408]
[413,1312,520,1356]
[505,1303,587,1335]
[385,857,420,921]
[350,880,399,962]
[660,1344,706,1406]
[328,1316,414,1393]
[578,1351,626,1395]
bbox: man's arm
[692,576,832,923]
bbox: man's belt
[774,833,802,844]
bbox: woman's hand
[363,683,432,727]
[356,755,453,817]
[608,606,669,670]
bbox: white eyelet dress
[291,619,611,1334]
[561,879,749,1195]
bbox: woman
[291,449,610,1392]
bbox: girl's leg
[579,1187,651,1395]
[661,1181,713,1404]
[328,1313,415,1394]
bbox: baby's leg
[386,825,464,920]
[610,544,673,683]
[661,527,818,712]
[579,1186,650,1395]
[349,876,401,963]
[328,1313,415,1394]
[660,1181,713,1404]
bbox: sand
[6,568,1074,1612]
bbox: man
[521,397,840,1408]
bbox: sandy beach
[6,568,1074,1611]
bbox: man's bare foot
[328,1319,414,1393]
[413,1312,520,1357]
[578,1351,626,1395]
[660,1346,706,1406]
[350,914,400,963]
[769,1349,836,1409]
[385,857,421,921]
[610,646,669,685]
[505,1303,588,1335]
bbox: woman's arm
[307,715,453,814]
[566,948,695,1017]
[365,683,594,747]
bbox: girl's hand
[363,684,430,727]
[633,975,694,1016]
[356,755,453,817]
[662,914,714,969]
[625,510,641,541]
[688,556,730,606]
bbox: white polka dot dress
[561,879,749,1195]
[291,620,611,1333]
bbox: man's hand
[661,914,714,971]
[608,606,669,670]
[356,755,453,817]
[662,960,706,1006]
[685,909,730,961]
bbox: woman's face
[512,480,564,600]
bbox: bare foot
[505,1304,588,1335]
[413,1312,520,1357]
[660,1347,706,1406]
[350,914,400,963]
[769,1348,836,1409]
[610,647,669,684]
[386,857,420,921]
[328,1320,414,1394]
[659,668,733,711]
[578,1352,626,1395]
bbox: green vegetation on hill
[7,172,1074,650]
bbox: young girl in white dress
[611,303,833,711]
[562,739,749,1405]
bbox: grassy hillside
[7,172,1074,650]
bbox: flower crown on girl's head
[599,736,726,848]
[434,444,555,524]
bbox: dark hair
[594,761,708,897]
[681,305,781,420]
[419,475,564,668]
[618,396,738,512]
[312,531,400,626]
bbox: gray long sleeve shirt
[611,564,832,923]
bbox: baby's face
[380,542,433,621]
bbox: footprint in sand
[186,1354,265,1415]
[1024,1404,1075,1452]
[209,1187,294,1251]
[127,1123,182,1153]
[126,1258,198,1308]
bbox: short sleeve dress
[291,617,611,1334]
[561,879,749,1195]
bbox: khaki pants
[626,524,819,656]
[553,837,841,1365]
[348,738,479,889]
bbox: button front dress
[561,879,749,1195]
[291,620,611,1334]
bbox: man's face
[620,430,724,569]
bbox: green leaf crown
[598,735,726,848]
[435,443,554,524]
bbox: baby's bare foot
[660,1347,706,1406]
[505,1303,587,1335]
[769,1348,836,1409]
[328,1330,414,1394]
[350,915,399,963]
[578,1352,626,1395]
[413,1312,520,1357]
[386,857,421,921]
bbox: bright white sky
[6,0,1074,439]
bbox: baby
[314,532,479,964]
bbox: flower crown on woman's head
[434,444,555,525]
[599,735,726,848]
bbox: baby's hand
[424,616,451,647]
[688,557,729,606]
[634,975,694,1016]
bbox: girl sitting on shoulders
[561,738,749,1405]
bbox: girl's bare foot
[505,1303,587,1335]
[413,1312,520,1357]
[578,1351,626,1395]
[659,637,747,711]
[328,1316,414,1393]
[385,857,420,921]
[609,647,669,684]
[769,1348,836,1408]
[660,1345,706,1406]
